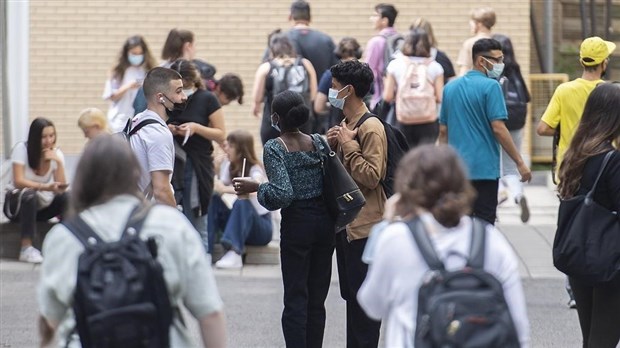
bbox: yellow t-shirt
[541,78,602,165]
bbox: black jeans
[5,189,68,240]
[336,231,381,348]
[400,121,439,148]
[569,277,620,347]
[470,179,499,225]
[280,197,335,348]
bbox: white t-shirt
[386,55,444,87]
[219,160,270,216]
[102,66,147,133]
[9,142,65,207]
[358,214,530,348]
[128,110,175,195]
[38,195,224,348]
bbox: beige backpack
[395,57,437,125]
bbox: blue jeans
[182,158,209,252]
[207,194,272,254]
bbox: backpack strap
[61,204,149,247]
[466,218,487,269]
[128,119,162,137]
[406,218,445,271]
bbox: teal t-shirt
[439,70,508,180]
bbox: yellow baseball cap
[580,37,616,66]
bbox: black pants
[471,179,499,225]
[400,121,439,147]
[280,197,335,348]
[569,277,620,347]
[336,231,381,348]
[5,189,68,239]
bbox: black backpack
[62,205,173,348]
[355,112,409,198]
[407,218,520,348]
[499,76,528,131]
[119,118,162,142]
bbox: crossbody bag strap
[406,218,445,271]
[586,150,615,202]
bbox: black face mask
[162,94,187,113]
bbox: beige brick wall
[27,0,530,155]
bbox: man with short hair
[130,67,186,207]
[286,1,338,80]
[439,38,531,225]
[456,7,496,76]
[327,60,386,348]
[536,36,615,310]
[364,3,399,110]
[537,36,615,168]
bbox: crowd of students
[4,0,620,347]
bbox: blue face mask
[271,113,281,133]
[482,58,505,79]
[328,86,349,110]
[128,54,144,66]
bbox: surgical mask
[328,86,349,110]
[482,58,505,79]
[183,88,195,97]
[271,113,281,133]
[128,54,144,66]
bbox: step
[211,241,280,265]
[0,221,55,259]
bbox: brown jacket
[340,113,388,240]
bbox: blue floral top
[257,134,325,210]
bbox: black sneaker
[519,196,530,223]
[567,299,577,309]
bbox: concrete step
[0,222,54,259]
[211,241,280,265]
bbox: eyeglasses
[482,55,504,63]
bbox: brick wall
[27,0,530,155]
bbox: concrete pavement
[0,174,587,347]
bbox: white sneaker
[215,250,242,269]
[19,246,43,263]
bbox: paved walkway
[2,174,586,347]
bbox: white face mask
[328,86,349,110]
[183,88,195,97]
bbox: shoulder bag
[313,135,366,232]
[553,150,620,284]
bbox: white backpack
[395,57,437,125]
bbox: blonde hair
[471,7,496,30]
[78,108,109,132]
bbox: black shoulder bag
[313,135,366,232]
[553,150,620,284]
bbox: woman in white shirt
[3,117,68,263]
[38,135,226,348]
[208,130,272,269]
[357,144,530,347]
[383,28,444,147]
[102,35,156,132]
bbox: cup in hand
[233,177,250,199]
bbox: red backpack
[396,57,437,125]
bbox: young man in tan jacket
[327,60,387,348]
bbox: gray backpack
[407,218,520,348]
[270,57,311,105]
